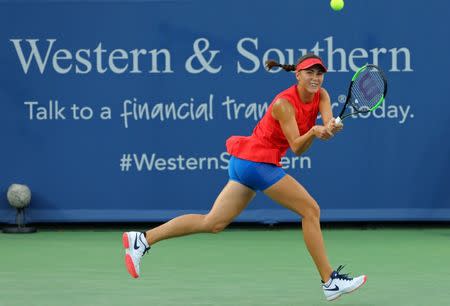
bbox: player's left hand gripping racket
[335,64,388,125]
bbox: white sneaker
[322,265,367,301]
[122,231,150,278]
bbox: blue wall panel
[1,0,449,222]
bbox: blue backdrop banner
[1,0,449,223]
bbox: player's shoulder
[273,97,295,109]
[319,87,329,96]
[319,87,330,102]
[272,98,295,120]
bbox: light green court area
[1,227,449,306]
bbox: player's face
[296,67,324,94]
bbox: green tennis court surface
[1,227,449,306]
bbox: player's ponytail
[265,60,296,72]
[265,53,325,72]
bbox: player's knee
[203,215,227,233]
[204,222,226,234]
[210,223,227,233]
[303,201,321,220]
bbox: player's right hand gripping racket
[335,64,388,125]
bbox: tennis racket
[335,64,388,125]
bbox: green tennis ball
[330,0,344,11]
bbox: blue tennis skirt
[228,156,286,191]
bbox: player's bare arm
[272,98,333,156]
[319,87,343,134]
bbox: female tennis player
[122,53,367,301]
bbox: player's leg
[263,174,366,301]
[263,174,333,281]
[123,180,255,278]
[146,180,256,245]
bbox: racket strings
[351,69,385,111]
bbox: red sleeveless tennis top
[226,85,320,166]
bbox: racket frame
[335,64,387,124]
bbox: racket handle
[335,117,342,125]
